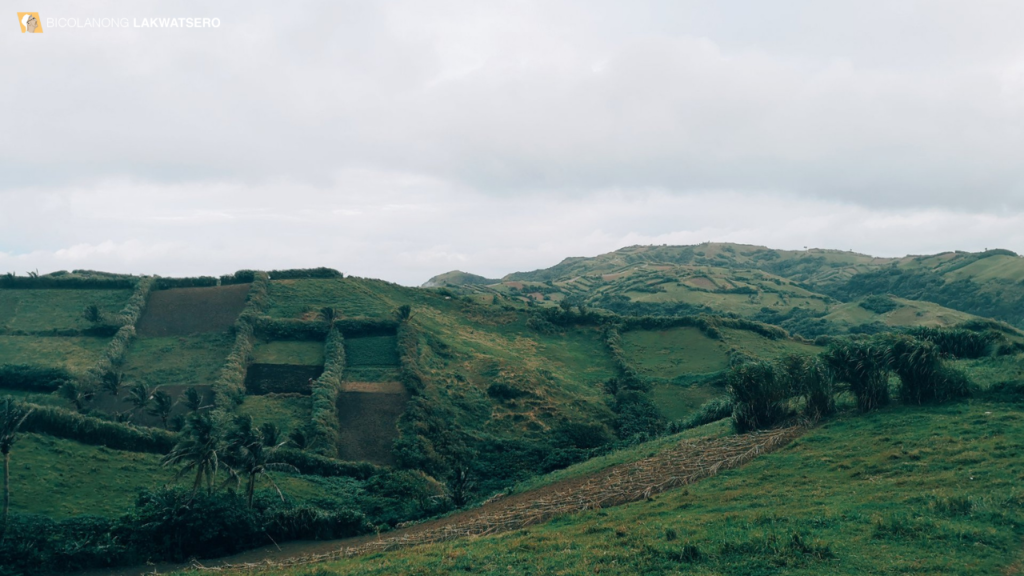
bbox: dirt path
[166,426,799,574]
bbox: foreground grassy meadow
[250,398,1024,576]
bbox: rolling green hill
[426,243,1024,329]
[2,254,1023,575]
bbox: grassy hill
[426,243,1024,330]
[2,256,1023,574]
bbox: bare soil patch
[685,277,718,290]
[244,364,322,395]
[89,384,214,428]
[136,284,250,337]
[336,389,410,465]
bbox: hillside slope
[426,243,1024,328]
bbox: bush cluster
[18,401,176,453]
[0,489,369,573]
[0,273,134,289]
[726,333,976,432]
[0,365,74,392]
[152,276,218,290]
[267,267,344,280]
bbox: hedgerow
[271,448,380,479]
[212,272,270,408]
[18,402,176,453]
[152,276,218,290]
[0,365,74,392]
[310,326,346,456]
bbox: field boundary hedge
[18,402,176,453]
[152,276,219,290]
[310,326,346,456]
[271,448,380,479]
[83,277,154,384]
[212,272,270,408]
[252,316,399,342]
[0,273,135,289]
[0,365,75,392]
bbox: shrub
[781,355,837,421]
[823,339,890,412]
[881,334,974,404]
[905,327,999,359]
[727,360,794,432]
[669,396,734,432]
[553,422,613,450]
[858,295,900,314]
[0,365,73,392]
[613,390,666,439]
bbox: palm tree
[162,411,226,499]
[147,390,174,429]
[225,416,298,508]
[101,371,124,398]
[59,381,95,413]
[1,398,32,534]
[181,386,203,412]
[124,382,153,414]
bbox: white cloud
[2,1,1024,281]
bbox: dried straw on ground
[192,425,802,573]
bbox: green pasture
[121,332,235,388]
[238,393,313,435]
[267,279,395,318]
[344,335,400,367]
[652,382,725,421]
[253,340,326,365]
[0,335,109,373]
[0,288,131,332]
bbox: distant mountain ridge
[424,243,1024,330]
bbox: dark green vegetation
[1,245,1024,574]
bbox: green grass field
[0,288,131,332]
[8,433,169,518]
[253,340,326,365]
[621,327,819,383]
[121,332,235,388]
[238,394,313,435]
[0,335,109,373]
[267,279,396,318]
[263,400,1024,576]
[652,383,725,421]
[344,335,400,367]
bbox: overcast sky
[3,1,1024,285]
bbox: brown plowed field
[89,384,215,428]
[244,364,322,395]
[136,284,250,337]
[336,390,410,465]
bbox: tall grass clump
[904,327,1000,359]
[727,360,793,433]
[880,334,975,404]
[823,339,890,412]
[781,355,837,422]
